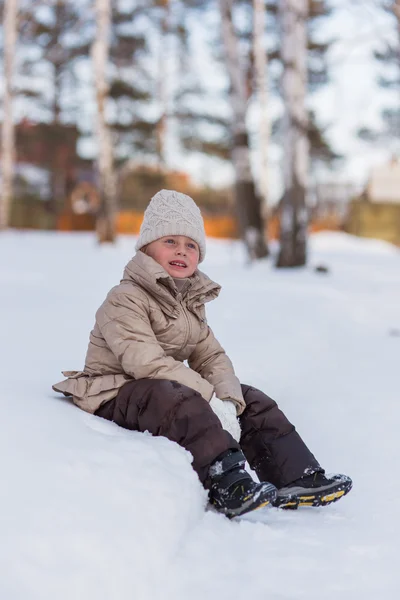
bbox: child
[53,189,352,519]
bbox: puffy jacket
[53,251,245,414]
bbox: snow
[1,230,399,599]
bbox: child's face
[144,235,200,278]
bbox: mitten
[209,395,241,442]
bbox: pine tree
[107,2,154,162]
[146,0,213,167]
[358,1,400,151]
[17,0,92,213]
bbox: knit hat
[135,189,206,262]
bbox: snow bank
[1,230,399,599]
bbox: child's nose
[176,245,186,255]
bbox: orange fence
[57,211,342,240]
[57,213,96,231]
[57,210,242,238]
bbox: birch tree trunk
[393,1,400,29]
[156,0,171,168]
[48,0,65,215]
[276,0,309,268]
[92,0,117,243]
[0,0,18,230]
[393,0,400,117]
[252,0,270,224]
[219,0,268,260]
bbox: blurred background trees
[1,0,399,256]
[358,1,400,150]
[17,0,92,213]
[0,0,18,230]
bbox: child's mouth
[169,261,187,269]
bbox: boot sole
[224,483,277,519]
[274,475,352,510]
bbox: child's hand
[209,395,241,442]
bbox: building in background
[345,158,400,245]
[311,182,357,223]
[365,157,400,204]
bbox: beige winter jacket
[53,251,245,414]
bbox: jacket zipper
[178,295,191,349]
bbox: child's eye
[187,243,197,250]
[165,239,175,244]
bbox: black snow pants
[95,379,322,488]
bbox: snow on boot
[208,450,277,519]
[273,471,353,509]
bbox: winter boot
[273,471,353,509]
[208,449,277,519]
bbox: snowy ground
[1,230,399,600]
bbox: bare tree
[0,0,18,230]
[219,0,268,260]
[252,0,270,223]
[276,0,309,268]
[92,0,117,243]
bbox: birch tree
[92,0,117,243]
[155,0,171,166]
[252,0,270,223]
[276,0,309,268]
[219,0,268,260]
[107,3,154,162]
[0,0,18,230]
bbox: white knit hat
[135,189,206,262]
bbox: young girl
[53,189,352,518]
